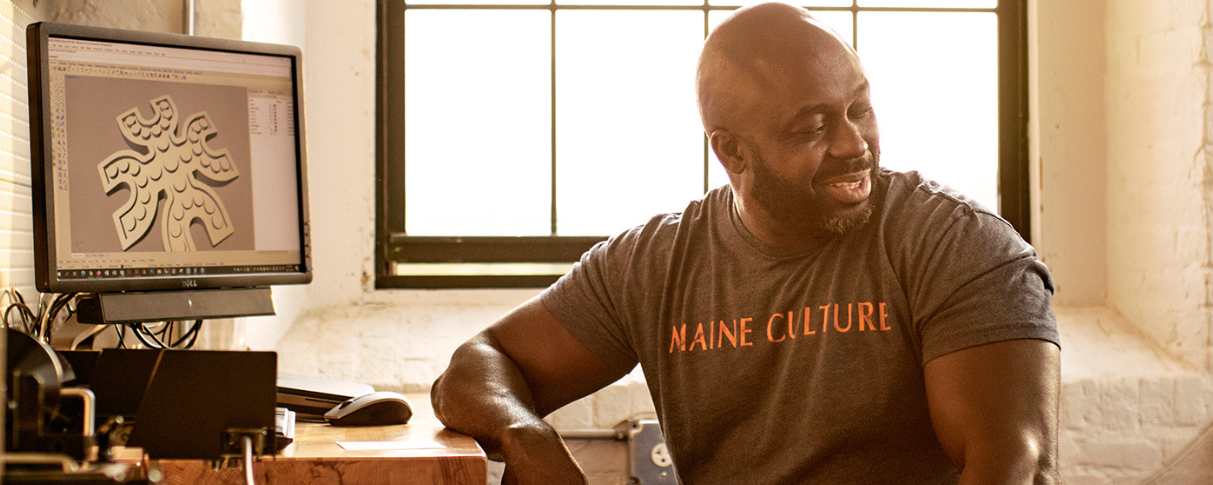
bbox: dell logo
[183,279,197,287]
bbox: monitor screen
[28,23,311,293]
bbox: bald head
[696,3,857,134]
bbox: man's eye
[850,105,873,119]
[801,126,826,137]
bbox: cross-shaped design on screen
[99,95,239,251]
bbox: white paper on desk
[337,440,445,451]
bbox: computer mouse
[324,391,413,426]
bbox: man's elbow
[1022,443,1060,485]
[429,337,488,426]
[960,434,1059,485]
[430,372,451,424]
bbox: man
[431,3,1061,484]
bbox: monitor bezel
[28,22,312,293]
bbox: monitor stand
[75,287,275,324]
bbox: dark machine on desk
[5,20,313,483]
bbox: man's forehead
[709,6,860,84]
[708,3,851,54]
[697,2,867,131]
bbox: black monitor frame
[27,22,312,295]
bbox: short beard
[822,203,874,234]
[749,149,878,237]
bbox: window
[376,0,1027,288]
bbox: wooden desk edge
[156,422,487,485]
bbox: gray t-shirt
[542,170,1059,484]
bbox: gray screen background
[63,76,255,253]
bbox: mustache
[813,152,878,182]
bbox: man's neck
[730,189,831,245]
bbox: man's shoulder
[880,170,989,215]
[874,169,1035,263]
[877,170,1011,232]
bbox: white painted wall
[1104,0,1211,371]
[242,0,303,48]
[48,0,184,34]
[1029,0,1107,306]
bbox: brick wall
[1057,308,1213,484]
[1104,0,1211,372]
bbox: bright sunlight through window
[399,1,1000,239]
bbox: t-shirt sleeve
[541,235,641,375]
[907,208,1059,364]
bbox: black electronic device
[5,329,94,461]
[323,391,413,427]
[76,348,162,419]
[8,344,278,463]
[27,22,311,322]
[125,349,277,459]
[277,373,375,422]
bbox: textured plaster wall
[242,0,304,48]
[48,0,237,37]
[1032,0,1213,483]
[1056,308,1213,484]
[192,0,238,38]
[1104,0,1211,371]
[1031,0,1107,306]
[49,0,185,34]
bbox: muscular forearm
[431,333,588,484]
[431,333,545,458]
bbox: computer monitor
[26,23,311,320]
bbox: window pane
[556,11,704,236]
[706,10,854,191]
[859,0,996,7]
[710,0,853,7]
[408,0,548,5]
[858,12,998,210]
[559,0,700,6]
[404,10,552,236]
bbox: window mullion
[550,3,559,236]
[702,3,710,194]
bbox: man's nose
[828,119,868,160]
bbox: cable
[123,320,204,349]
[127,324,162,349]
[241,434,255,485]
[1,288,203,350]
[1,289,75,343]
[2,288,35,332]
[69,324,110,350]
[170,320,202,348]
[116,324,127,349]
[4,300,36,333]
[39,292,76,343]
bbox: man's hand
[431,296,629,483]
[498,421,588,485]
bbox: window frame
[375,0,1029,289]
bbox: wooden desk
[156,397,487,485]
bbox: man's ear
[709,129,747,175]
